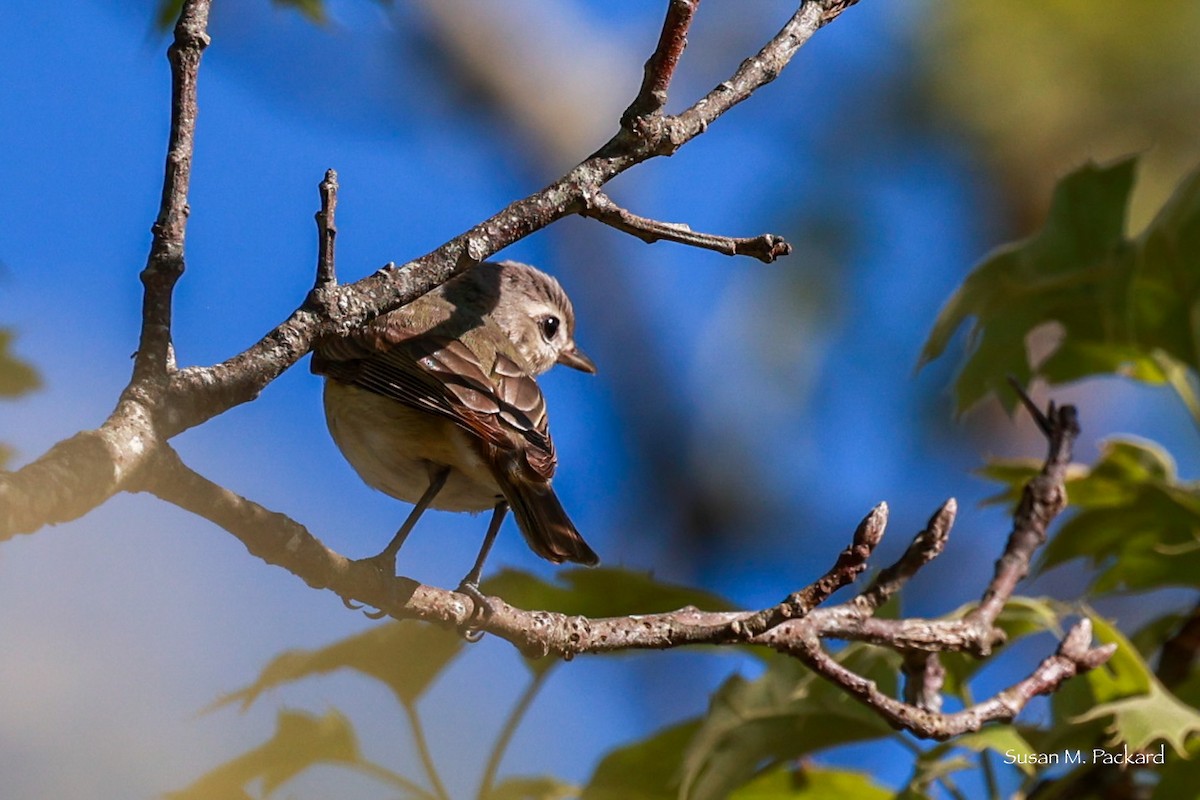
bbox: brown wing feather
[314,332,557,478]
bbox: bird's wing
[313,329,558,480]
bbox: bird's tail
[504,479,599,566]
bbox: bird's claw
[457,580,493,642]
[342,595,389,619]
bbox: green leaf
[920,157,1138,413]
[1036,439,1200,592]
[678,648,897,800]
[0,329,40,468]
[902,753,973,797]
[0,330,39,397]
[275,0,327,24]
[581,720,701,800]
[166,709,361,799]
[975,457,1044,507]
[486,775,577,800]
[918,726,1040,779]
[211,619,463,711]
[727,765,892,799]
[154,0,184,30]
[979,439,1200,594]
[1069,612,1200,755]
[1153,738,1200,799]
[921,156,1200,414]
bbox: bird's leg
[457,500,508,625]
[361,465,450,575]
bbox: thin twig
[314,169,339,289]
[856,499,955,612]
[967,402,1078,644]
[622,0,700,123]
[902,651,945,713]
[580,190,792,263]
[775,619,1112,740]
[134,0,212,382]
[732,503,887,639]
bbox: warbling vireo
[312,260,599,598]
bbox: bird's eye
[540,316,561,341]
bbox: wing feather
[314,329,557,479]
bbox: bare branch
[134,0,211,384]
[580,191,792,263]
[967,402,1078,647]
[125,396,1111,743]
[622,0,700,123]
[857,498,955,612]
[732,502,887,639]
[313,169,339,289]
[780,619,1112,741]
[902,651,946,713]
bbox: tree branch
[313,168,339,290]
[134,0,211,384]
[622,0,699,123]
[131,395,1110,741]
[579,190,792,263]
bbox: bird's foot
[456,580,493,642]
[341,552,399,618]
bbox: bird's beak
[557,345,598,374]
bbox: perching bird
[312,260,599,601]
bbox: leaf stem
[350,759,440,800]
[403,700,452,800]
[477,667,555,800]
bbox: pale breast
[322,380,502,513]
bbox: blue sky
[3,1,1196,798]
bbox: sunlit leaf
[727,765,892,799]
[486,775,577,800]
[581,720,700,800]
[919,726,1040,779]
[1069,613,1200,755]
[921,156,1200,414]
[978,440,1200,593]
[211,619,463,711]
[678,648,897,800]
[1038,440,1200,592]
[166,709,362,799]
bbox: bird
[311,260,599,605]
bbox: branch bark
[132,394,1110,741]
